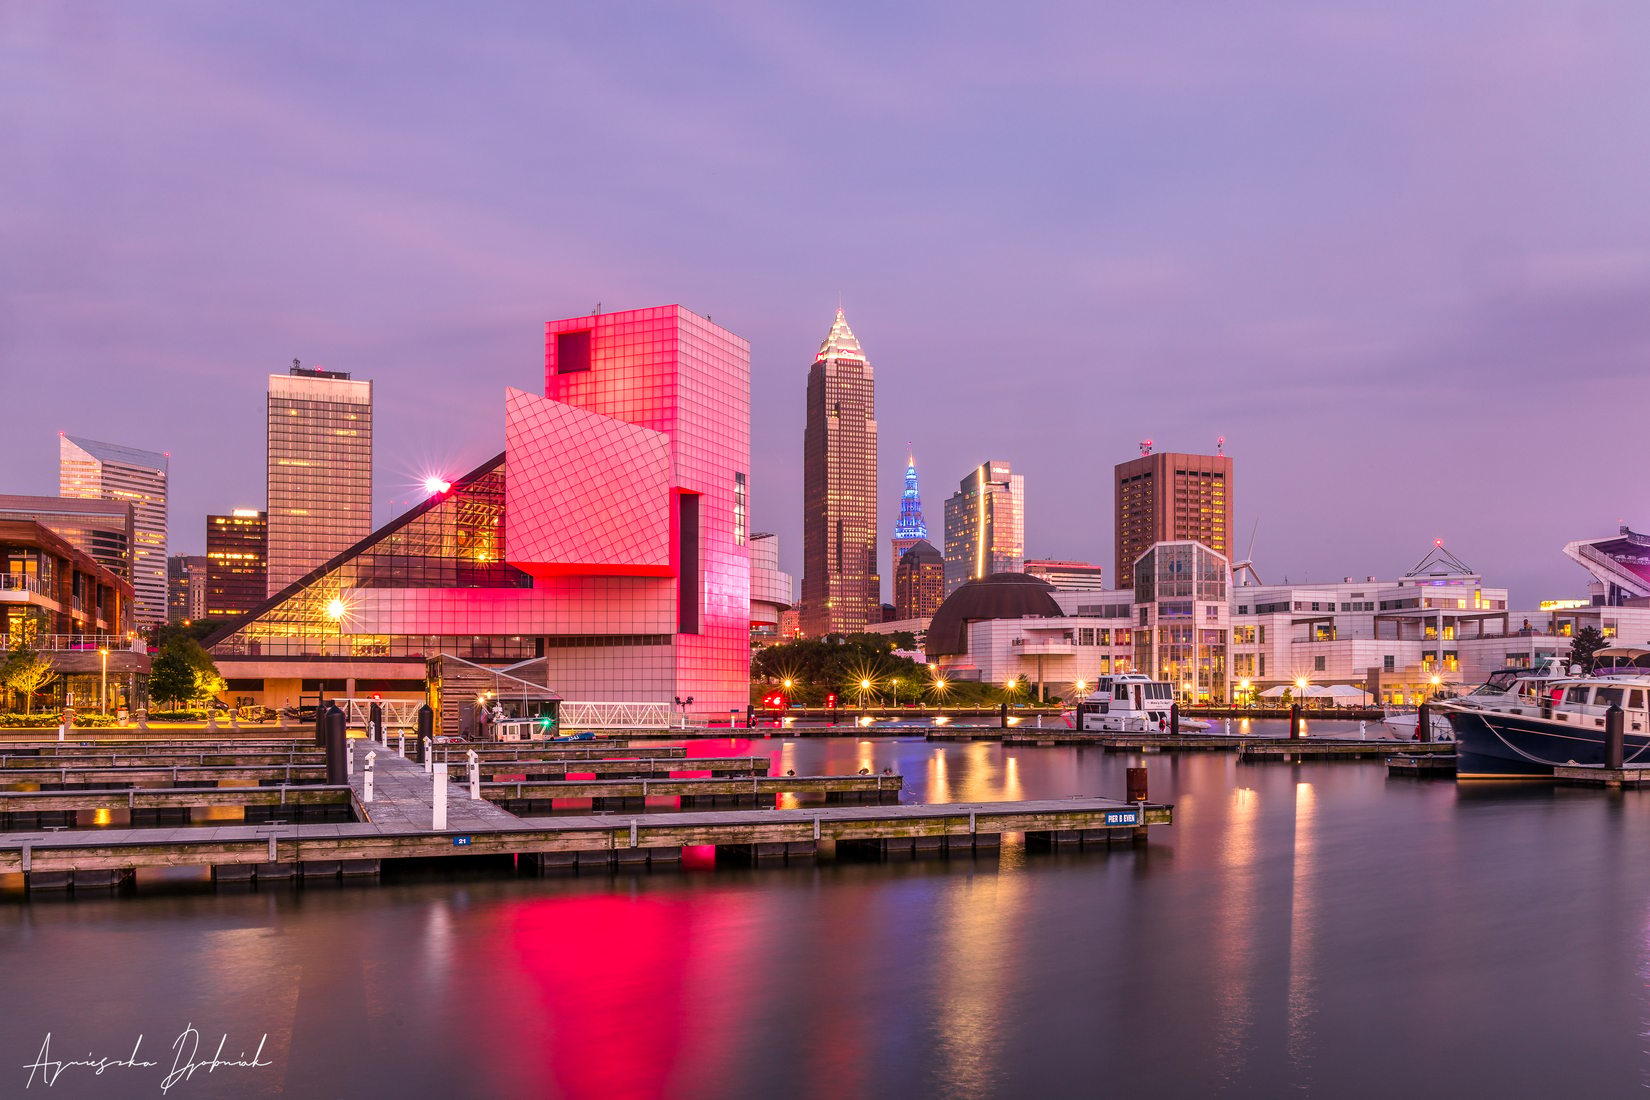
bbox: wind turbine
[1231,519,1264,587]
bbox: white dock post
[432,763,448,829]
[346,740,354,776]
[423,738,433,774]
[467,749,480,800]
[398,731,405,757]
[1359,720,1367,739]
[364,752,376,802]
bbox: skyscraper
[167,554,208,623]
[0,494,133,587]
[891,446,929,573]
[942,460,1025,595]
[1113,449,1232,589]
[205,509,268,619]
[801,308,878,636]
[893,539,945,620]
[59,434,168,627]
[266,361,372,595]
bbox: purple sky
[5,3,1648,606]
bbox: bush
[145,710,208,722]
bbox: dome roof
[926,572,1063,657]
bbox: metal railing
[0,634,141,653]
[559,701,675,729]
[0,575,44,595]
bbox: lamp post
[99,647,108,715]
[1296,676,1309,711]
[1238,678,1251,708]
[1430,674,1442,702]
[859,677,873,710]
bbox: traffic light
[826,693,837,708]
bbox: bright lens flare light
[326,598,346,620]
[424,476,452,495]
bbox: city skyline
[6,5,1650,606]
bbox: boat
[1071,672,1213,733]
[1379,706,1457,742]
[1438,653,1647,778]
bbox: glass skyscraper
[59,434,168,627]
[942,460,1025,595]
[801,308,879,637]
[205,509,268,619]
[266,362,372,595]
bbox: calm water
[6,730,1650,1098]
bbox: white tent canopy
[1322,684,1368,699]
[1259,684,1337,698]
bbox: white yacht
[1070,672,1212,733]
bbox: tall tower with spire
[801,307,879,637]
[891,447,929,570]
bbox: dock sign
[1104,810,1139,827]
[453,836,473,847]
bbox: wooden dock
[1386,754,1458,778]
[1553,764,1650,787]
[0,735,1171,888]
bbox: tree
[148,646,197,709]
[1,646,56,714]
[1569,625,1608,674]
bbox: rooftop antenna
[592,302,601,315]
[291,358,301,371]
[1140,439,1154,457]
[1217,435,1225,456]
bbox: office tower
[1114,449,1232,589]
[59,434,168,627]
[266,361,372,595]
[0,494,133,585]
[1024,559,1106,590]
[748,532,795,643]
[942,460,1025,595]
[167,554,209,622]
[205,510,268,619]
[890,447,929,573]
[893,539,945,620]
[801,307,879,636]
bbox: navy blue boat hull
[1446,707,1650,778]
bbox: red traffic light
[826,693,837,707]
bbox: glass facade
[267,365,373,595]
[942,460,1025,595]
[1114,451,1232,589]
[211,457,530,659]
[801,308,879,636]
[1133,541,1231,703]
[59,436,168,627]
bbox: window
[556,330,592,373]
[1258,626,1266,644]
[1313,656,1325,671]
[734,473,747,546]
[1205,605,1219,621]
[1383,655,1395,672]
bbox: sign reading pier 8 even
[1105,810,1139,826]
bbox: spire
[815,307,866,363]
[893,445,928,542]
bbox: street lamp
[1238,678,1251,707]
[859,677,874,709]
[1430,674,1442,701]
[99,647,108,715]
[1296,676,1309,709]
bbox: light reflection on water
[4,736,1650,1097]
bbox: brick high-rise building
[205,510,268,619]
[267,362,372,595]
[893,539,945,621]
[1114,449,1232,589]
[801,308,878,636]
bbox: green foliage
[1,645,57,714]
[1569,625,1609,673]
[148,635,224,709]
[751,635,928,705]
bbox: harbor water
[6,730,1650,1098]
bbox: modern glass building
[1131,541,1231,703]
[266,362,372,595]
[208,305,751,721]
[59,435,168,627]
[801,308,879,637]
[1114,449,1232,589]
[205,509,268,619]
[942,460,1025,596]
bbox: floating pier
[0,735,1170,891]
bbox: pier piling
[1606,705,1625,770]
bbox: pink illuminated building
[206,305,752,722]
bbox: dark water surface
[6,731,1650,1098]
